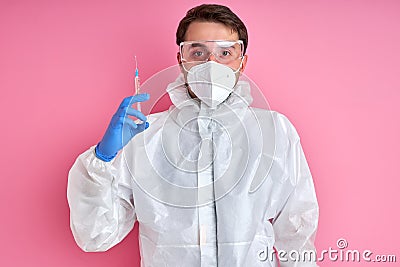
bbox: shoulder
[249,108,301,141]
[147,110,170,123]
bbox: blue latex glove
[95,94,150,162]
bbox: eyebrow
[187,42,236,50]
[188,42,207,48]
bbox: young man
[68,4,319,266]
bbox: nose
[207,53,218,62]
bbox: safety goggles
[179,40,244,71]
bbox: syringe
[134,55,141,112]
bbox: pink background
[1,0,399,266]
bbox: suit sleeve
[67,146,136,252]
[272,115,319,267]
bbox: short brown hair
[176,4,248,53]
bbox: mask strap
[233,57,245,74]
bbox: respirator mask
[187,61,241,108]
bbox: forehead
[184,21,239,41]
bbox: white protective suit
[67,73,319,267]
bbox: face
[177,21,248,98]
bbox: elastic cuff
[94,144,117,162]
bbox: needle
[134,55,141,112]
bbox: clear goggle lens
[180,40,244,68]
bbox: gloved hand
[95,93,150,162]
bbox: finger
[124,117,138,129]
[126,107,147,122]
[119,96,135,109]
[130,93,150,103]
[135,121,150,133]
[110,115,131,129]
[115,106,129,118]
[118,94,150,109]
[115,105,147,120]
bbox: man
[68,4,319,266]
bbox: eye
[221,50,232,57]
[193,51,204,57]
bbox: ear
[177,52,182,64]
[177,52,184,73]
[240,54,248,73]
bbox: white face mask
[186,61,237,108]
